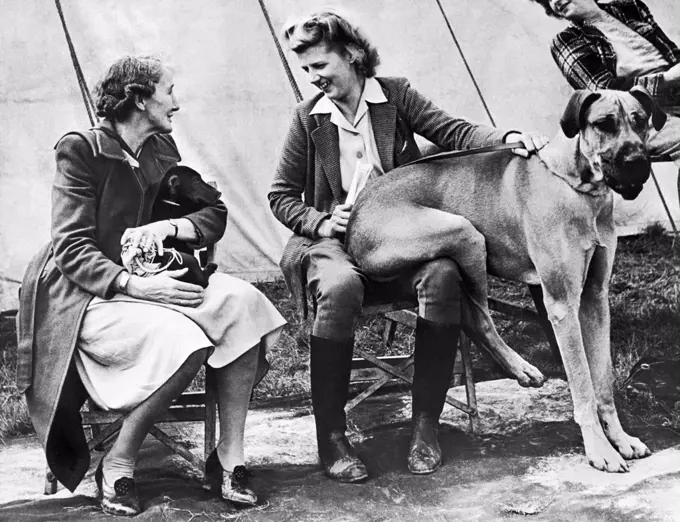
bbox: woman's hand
[121,221,174,256]
[126,269,205,307]
[318,203,353,238]
[663,63,680,87]
[505,132,550,158]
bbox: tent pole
[54,0,97,127]
[257,0,304,103]
[434,0,496,127]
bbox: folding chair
[346,299,479,433]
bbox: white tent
[1,0,679,310]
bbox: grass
[1,224,679,442]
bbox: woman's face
[143,67,179,133]
[296,43,361,105]
[548,0,599,21]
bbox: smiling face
[296,43,362,105]
[548,0,600,21]
[579,92,652,199]
[143,67,179,133]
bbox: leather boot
[408,317,460,474]
[310,335,368,483]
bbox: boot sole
[327,470,369,483]
[408,460,442,475]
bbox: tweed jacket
[268,76,508,317]
[16,121,227,491]
[550,0,680,104]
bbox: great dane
[346,87,666,473]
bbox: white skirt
[74,273,286,411]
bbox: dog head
[560,87,666,200]
[158,166,222,208]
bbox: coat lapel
[311,115,343,202]
[369,102,397,172]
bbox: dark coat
[268,76,510,317]
[16,121,227,491]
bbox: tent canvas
[1,0,679,311]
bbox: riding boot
[310,335,368,483]
[408,317,461,474]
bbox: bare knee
[183,347,209,374]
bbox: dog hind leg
[357,207,545,388]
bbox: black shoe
[204,450,258,506]
[95,458,140,517]
[319,431,368,483]
[407,413,442,474]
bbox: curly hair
[94,55,165,122]
[282,10,380,78]
[529,0,563,19]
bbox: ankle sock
[102,455,135,497]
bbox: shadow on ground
[2,379,680,521]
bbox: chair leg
[204,365,218,470]
[528,285,562,365]
[44,464,58,495]
[458,332,479,434]
[382,317,397,350]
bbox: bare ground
[2,378,680,521]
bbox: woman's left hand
[121,221,173,256]
[505,131,550,158]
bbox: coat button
[357,151,363,159]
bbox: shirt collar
[310,77,387,130]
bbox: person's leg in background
[304,238,368,483]
[645,113,680,206]
[404,258,463,474]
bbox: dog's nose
[616,151,651,185]
[622,156,651,176]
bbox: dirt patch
[2,378,680,521]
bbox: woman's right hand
[318,203,353,238]
[126,269,205,307]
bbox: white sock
[102,455,135,497]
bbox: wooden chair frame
[348,301,479,433]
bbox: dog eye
[632,114,647,131]
[640,363,650,371]
[594,119,616,133]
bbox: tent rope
[434,0,496,127]
[649,166,679,235]
[257,0,303,103]
[55,0,97,127]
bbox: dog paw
[513,361,546,388]
[615,434,651,460]
[584,431,630,473]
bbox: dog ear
[560,90,602,138]
[629,85,667,131]
[167,174,181,198]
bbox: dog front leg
[542,277,629,473]
[580,247,650,461]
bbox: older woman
[530,0,680,191]
[269,10,547,483]
[16,55,285,516]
